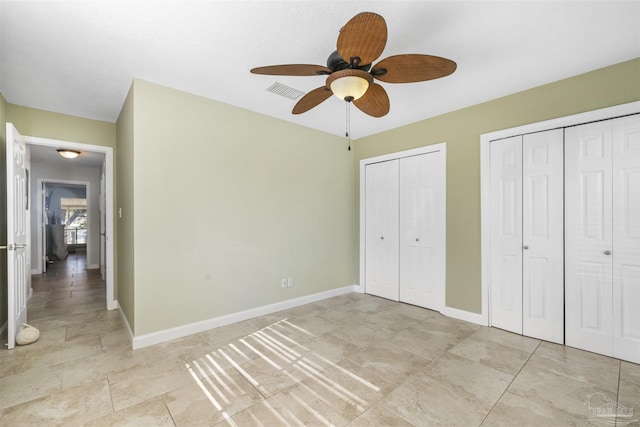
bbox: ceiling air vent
[266,82,305,100]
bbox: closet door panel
[490,136,523,334]
[565,120,614,356]
[365,160,400,301]
[522,129,564,344]
[612,114,640,363]
[399,152,445,310]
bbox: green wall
[0,92,7,328]
[115,85,135,332]
[354,58,640,314]
[6,105,116,148]
[130,79,356,335]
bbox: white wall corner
[131,285,357,350]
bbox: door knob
[415,238,420,242]
[380,236,384,240]
[604,250,612,255]
[523,245,529,250]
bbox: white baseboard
[352,283,365,294]
[132,285,357,350]
[87,264,99,270]
[30,268,40,275]
[116,301,135,348]
[441,306,488,327]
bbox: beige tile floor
[1,252,639,426]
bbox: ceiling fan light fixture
[56,149,81,159]
[327,69,373,102]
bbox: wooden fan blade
[372,54,457,83]
[251,64,331,76]
[353,83,389,118]
[292,86,333,114]
[337,12,387,67]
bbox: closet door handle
[380,236,384,240]
[604,250,612,255]
[415,238,420,242]
[523,245,529,250]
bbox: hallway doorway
[24,135,115,310]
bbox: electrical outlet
[281,278,288,288]
[287,277,294,287]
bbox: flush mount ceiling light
[56,149,81,159]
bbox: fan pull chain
[345,100,351,151]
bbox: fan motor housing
[327,50,371,72]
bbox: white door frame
[359,142,447,311]
[36,179,90,274]
[24,135,116,311]
[480,101,640,327]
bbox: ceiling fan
[250,12,457,118]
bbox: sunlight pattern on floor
[186,318,381,426]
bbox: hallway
[29,250,106,321]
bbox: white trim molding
[115,301,136,349]
[441,306,486,326]
[480,101,640,328]
[131,285,358,350]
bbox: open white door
[5,123,29,350]
[41,183,48,273]
[99,161,106,280]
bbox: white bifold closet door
[490,129,564,343]
[365,160,400,301]
[399,152,445,310]
[565,114,640,364]
[489,135,523,332]
[364,151,445,310]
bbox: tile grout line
[477,339,542,426]
[160,394,179,427]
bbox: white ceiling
[1,1,638,140]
